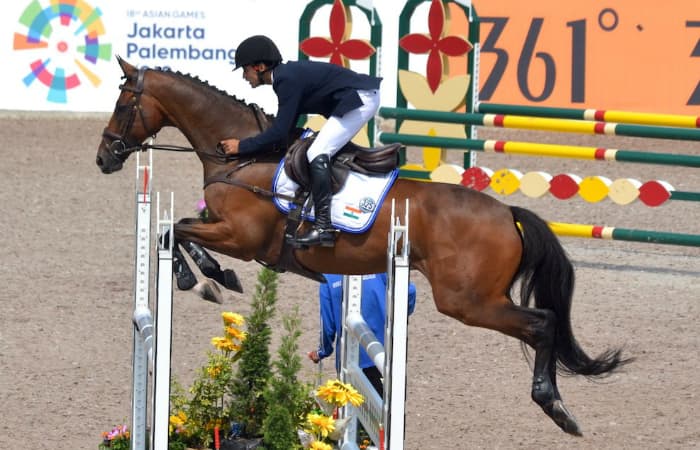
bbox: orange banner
[472,1,700,114]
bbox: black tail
[510,206,632,377]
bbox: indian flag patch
[343,204,362,220]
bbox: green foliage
[262,307,315,450]
[167,441,187,450]
[227,268,278,438]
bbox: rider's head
[233,35,282,87]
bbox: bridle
[101,66,158,160]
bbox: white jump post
[131,149,153,450]
[339,199,410,450]
[130,147,175,450]
[152,191,174,449]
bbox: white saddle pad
[272,160,399,233]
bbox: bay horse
[96,57,630,436]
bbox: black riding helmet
[233,35,282,70]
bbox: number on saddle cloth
[283,129,403,195]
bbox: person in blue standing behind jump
[219,35,382,248]
[307,273,417,397]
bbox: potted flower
[168,310,248,449]
[98,425,130,450]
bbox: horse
[96,57,631,436]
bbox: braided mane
[153,66,275,121]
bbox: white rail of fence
[340,199,410,450]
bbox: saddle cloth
[272,160,399,233]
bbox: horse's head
[96,56,166,174]
[96,57,282,175]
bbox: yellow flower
[305,412,335,439]
[225,340,242,352]
[211,336,239,352]
[225,326,247,342]
[211,336,226,348]
[170,411,187,425]
[207,364,222,378]
[316,379,364,407]
[205,418,224,431]
[169,411,187,435]
[221,311,245,326]
[310,441,333,450]
[344,387,364,407]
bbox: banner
[2,0,311,112]
[475,0,700,114]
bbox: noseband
[101,66,157,159]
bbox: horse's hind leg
[431,282,581,435]
[527,308,582,436]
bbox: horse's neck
[149,73,272,182]
[152,75,262,148]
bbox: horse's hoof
[548,400,583,436]
[175,271,197,291]
[192,280,224,304]
[222,269,244,293]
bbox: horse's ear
[116,55,136,78]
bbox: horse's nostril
[96,156,103,167]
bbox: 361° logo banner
[13,0,112,103]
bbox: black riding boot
[294,154,337,247]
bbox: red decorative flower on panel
[399,0,473,92]
[300,0,376,67]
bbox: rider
[219,35,382,248]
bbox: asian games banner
[1,0,315,112]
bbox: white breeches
[306,89,381,162]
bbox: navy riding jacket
[238,60,382,155]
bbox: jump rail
[477,102,700,129]
[379,129,700,169]
[379,106,700,142]
[377,107,700,248]
[339,199,410,450]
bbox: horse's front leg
[174,217,266,292]
[179,240,243,293]
[160,227,198,291]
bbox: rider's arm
[238,76,303,155]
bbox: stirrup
[289,226,337,248]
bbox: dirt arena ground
[0,113,698,450]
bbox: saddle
[283,132,402,193]
[259,132,402,283]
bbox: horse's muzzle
[96,146,124,174]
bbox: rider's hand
[308,350,320,364]
[219,138,240,155]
